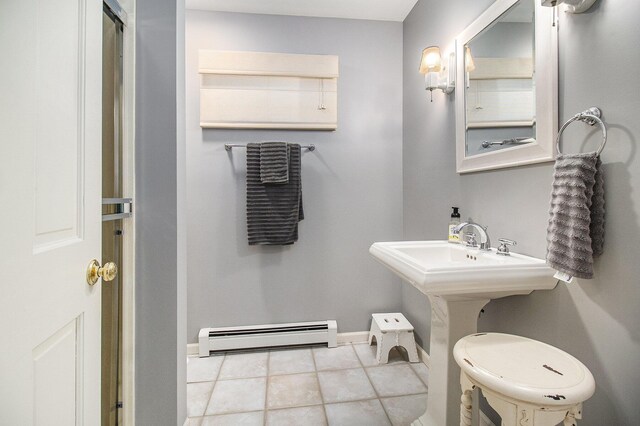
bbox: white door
[1,0,104,424]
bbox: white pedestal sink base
[368,241,556,426]
[411,296,490,426]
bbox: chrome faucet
[454,222,492,251]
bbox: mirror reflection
[464,0,535,156]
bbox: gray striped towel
[546,152,605,279]
[260,142,289,184]
[246,143,304,245]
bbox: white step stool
[454,333,595,426]
[368,313,419,364]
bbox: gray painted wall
[136,0,186,423]
[403,0,640,424]
[470,22,533,58]
[185,11,404,342]
[176,0,188,422]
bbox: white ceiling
[185,0,419,22]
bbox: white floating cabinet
[199,50,339,130]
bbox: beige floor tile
[269,348,315,375]
[317,368,376,403]
[313,345,361,371]
[200,411,264,426]
[266,405,327,426]
[366,364,427,397]
[381,394,428,426]
[205,377,266,415]
[325,399,391,426]
[187,382,215,417]
[353,343,408,367]
[185,348,431,426]
[267,373,322,409]
[410,363,429,387]
[188,355,225,383]
[217,352,268,380]
[187,417,203,426]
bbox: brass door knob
[86,259,118,285]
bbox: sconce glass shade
[419,46,442,74]
[465,46,476,72]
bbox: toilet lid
[454,333,595,406]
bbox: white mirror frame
[455,0,558,174]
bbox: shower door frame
[103,0,137,424]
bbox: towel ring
[556,107,607,155]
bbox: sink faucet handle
[464,232,478,248]
[497,238,517,256]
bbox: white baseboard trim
[337,331,370,345]
[182,417,189,426]
[415,342,431,368]
[187,343,199,356]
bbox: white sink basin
[370,240,555,300]
[369,240,556,426]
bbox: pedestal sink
[369,241,556,426]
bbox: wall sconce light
[464,46,475,88]
[464,47,475,72]
[540,0,597,13]
[419,46,455,102]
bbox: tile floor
[186,343,429,426]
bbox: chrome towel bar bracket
[556,107,607,156]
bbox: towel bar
[224,143,315,152]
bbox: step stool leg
[369,320,380,346]
[377,333,392,363]
[399,331,419,362]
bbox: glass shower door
[102,5,128,425]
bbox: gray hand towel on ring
[546,152,605,279]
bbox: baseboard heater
[198,320,337,357]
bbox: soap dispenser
[448,207,461,243]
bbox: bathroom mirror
[455,0,558,173]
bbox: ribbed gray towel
[260,141,289,184]
[546,152,605,279]
[246,143,304,245]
